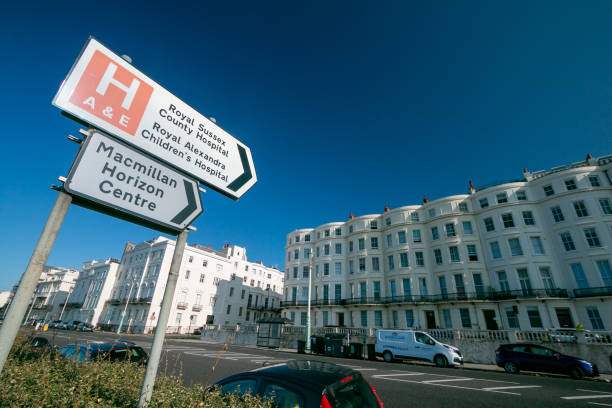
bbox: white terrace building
[282,154,612,333]
[27,266,79,322]
[99,237,284,334]
[62,258,120,326]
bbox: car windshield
[326,376,379,408]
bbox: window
[516,190,527,201]
[462,221,473,235]
[392,310,399,328]
[374,311,383,327]
[600,199,612,215]
[431,227,439,240]
[361,311,368,327]
[349,260,354,274]
[335,228,342,236]
[188,256,193,263]
[587,307,605,330]
[454,274,465,296]
[506,307,520,329]
[370,221,378,230]
[415,252,424,267]
[402,278,411,300]
[400,252,409,268]
[335,243,342,254]
[175,313,182,324]
[372,257,380,271]
[434,249,443,265]
[522,211,535,225]
[324,263,330,275]
[596,260,612,286]
[334,262,342,275]
[213,277,221,286]
[405,310,414,327]
[316,247,320,257]
[539,267,555,290]
[323,285,329,300]
[490,241,502,259]
[561,232,576,251]
[473,273,484,296]
[370,237,378,249]
[388,255,395,270]
[439,276,447,297]
[294,249,299,260]
[324,244,330,255]
[571,263,589,289]
[543,185,555,196]
[322,311,329,326]
[445,223,456,237]
[229,287,234,297]
[302,266,309,278]
[300,312,307,326]
[398,231,407,244]
[304,248,311,259]
[185,270,190,280]
[241,289,245,299]
[589,175,601,187]
[502,213,515,228]
[497,192,508,204]
[419,278,428,296]
[325,229,330,237]
[460,309,472,328]
[304,234,310,242]
[428,208,436,218]
[508,238,523,256]
[358,239,364,251]
[449,246,460,262]
[373,282,381,300]
[413,230,422,242]
[226,305,231,314]
[467,244,478,261]
[479,198,489,209]
[390,280,397,299]
[411,212,420,222]
[498,271,510,293]
[530,237,545,254]
[349,225,353,233]
[527,307,543,328]
[564,179,577,190]
[199,274,205,283]
[574,201,589,217]
[584,228,601,248]
[358,258,365,272]
[484,217,495,232]
[458,202,468,212]
[385,217,391,226]
[551,206,565,222]
[349,241,353,252]
[292,267,298,279]
[386,234,392,248]
[517,268,532,295]
[360,282,367,300]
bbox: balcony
[176,301,188,310]
[192,304,202,312]
[247,305,281,313]
[106,298,123,305]
[573,286,612,298]
[136,296,153,304]
[65,301,83,308]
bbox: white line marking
[482,386,542,391]
[579,390,612,394]
[422,378,474,384]
[562,395,612,400]
[370,376,521,396]
[373,373,425,378]
[589,403,612,407]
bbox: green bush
[0,336,272,407]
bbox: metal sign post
[138,229,188,408]
[0,192,72,373]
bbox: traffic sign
[53,37,257,200]
[64,130,203,232]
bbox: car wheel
[504,361,519,374]
[383,351,394,363]
[434,355,448,368]
[569,366,585,380]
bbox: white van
[375,330,463,367]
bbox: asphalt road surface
[37,330,612,408]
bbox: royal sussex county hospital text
[140,104,231,183]
[96,141,178,211]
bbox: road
[38,330,612,408]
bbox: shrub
[0,336,272,407]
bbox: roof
[248,360,357,390]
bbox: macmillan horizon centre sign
[53,37,256,200]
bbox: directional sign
[53,37,257,200]
[64,130,203,232]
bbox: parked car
[193,326,203,335]
[496,343,599,379]
[65,320,83,330]
[212,360,384,408]
[375,329,463,367]
[76,322,94,332]
[27,336,58,354]
[46,320,62,329]
[59,342,148,365]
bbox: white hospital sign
[53,37,256,200]
[65,130,203,232]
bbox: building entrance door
[337,313,345,327]
[425,310,436,329]
[483,309,499,330]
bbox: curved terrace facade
[282,154,612,332]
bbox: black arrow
[171,180,199,225]
[227,145,252,192]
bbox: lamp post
[305,248,313,351]
[117,276,137,335]
[58,287,73,322]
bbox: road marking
[589,403,612,407]
[562,395,612,400]
[336,364,378,371]
[482,386,542,391]
[374,373,425,377]
[578,390,612,394]
[370,376,522,395]
[422,378,474,383]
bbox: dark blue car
[496,343,598,379]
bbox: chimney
[423,196,429,204]
[384,205,390,212]
[349,213,355,219]
[469,180,475,194]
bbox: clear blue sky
[1,1,611,290]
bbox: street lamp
[305,248,313,352]
[117,276,137,334]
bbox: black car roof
[229,360,359,391]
